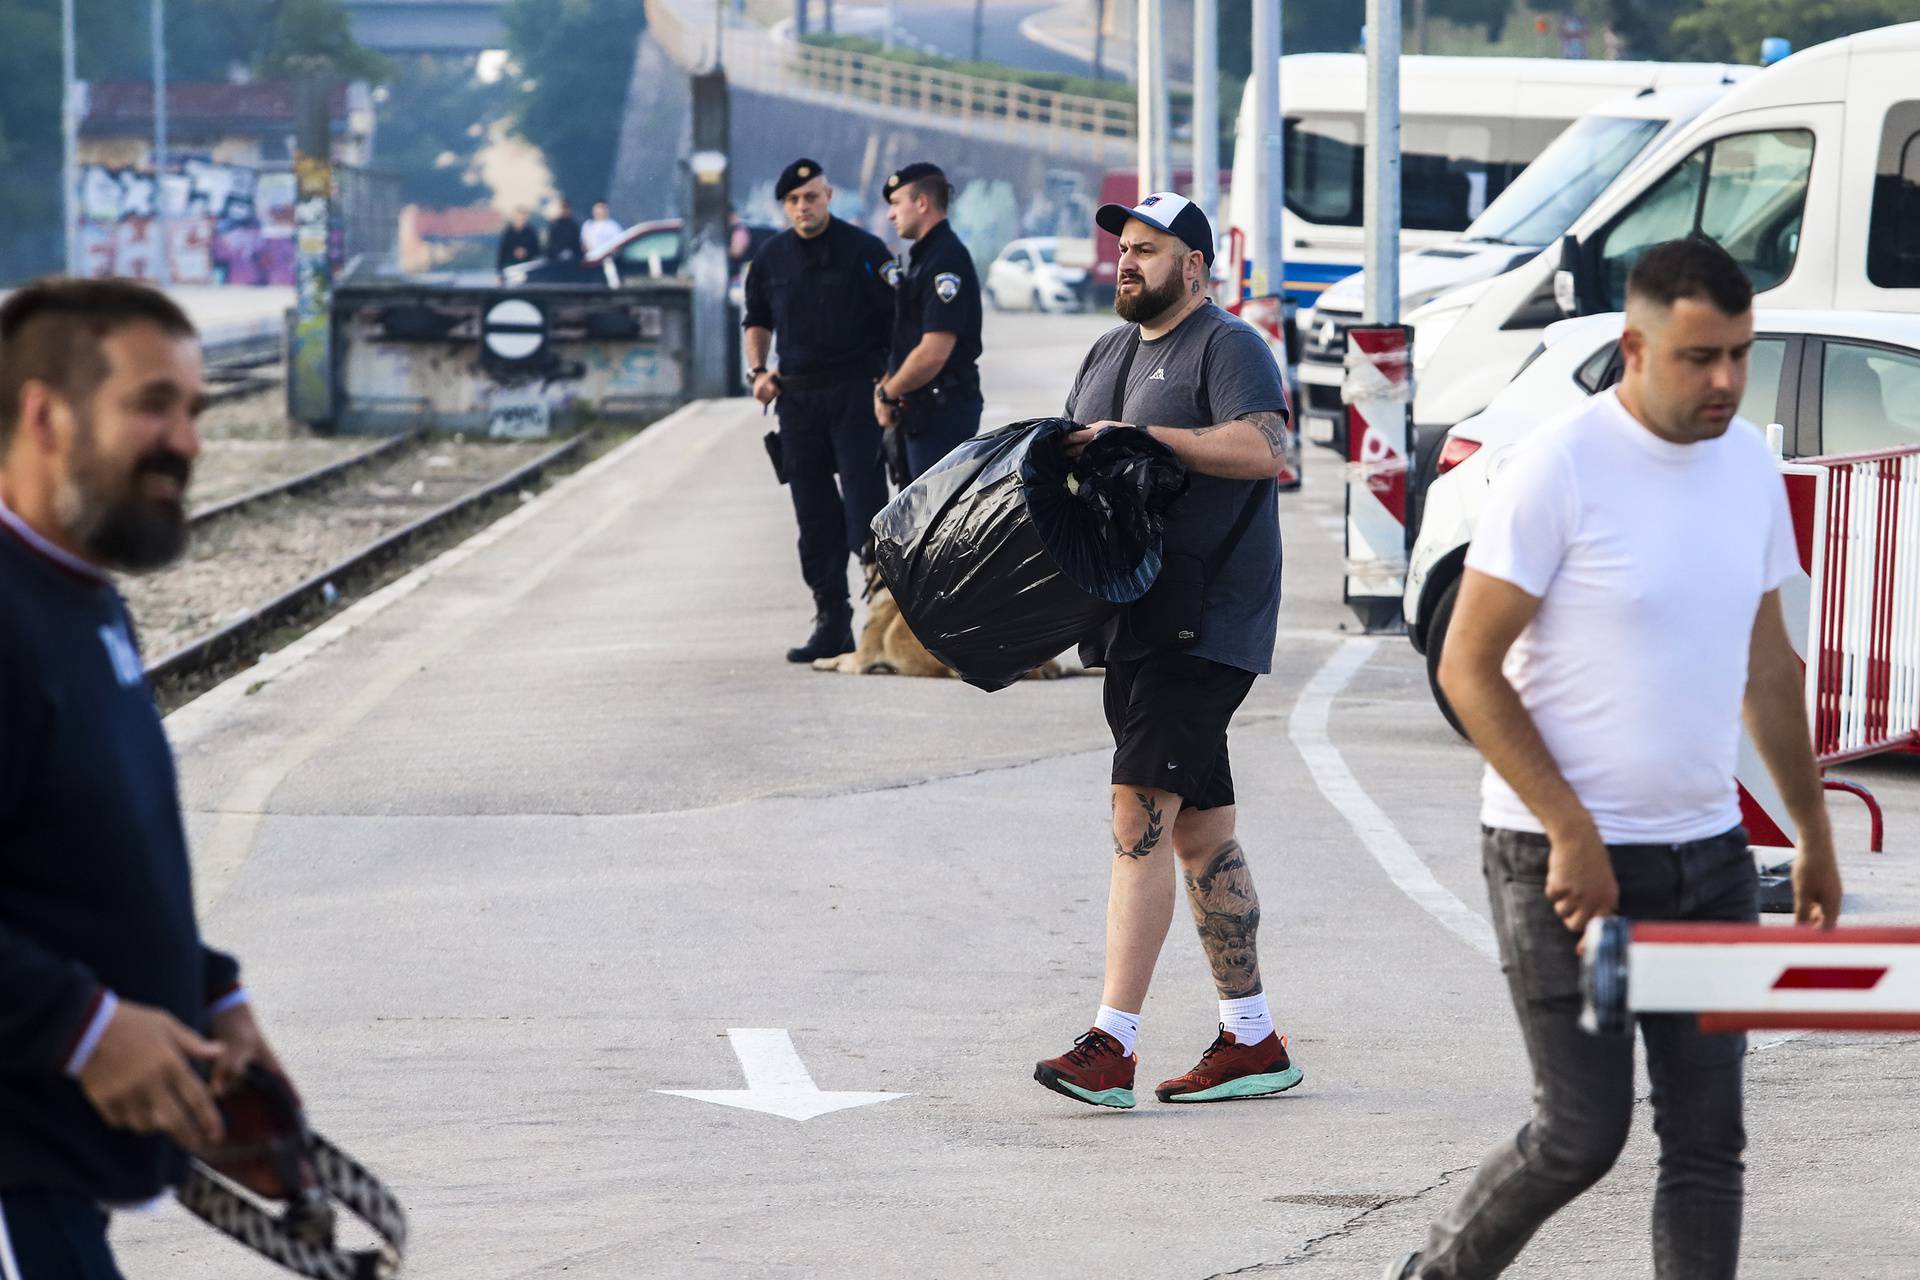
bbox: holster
[763,430,788,484]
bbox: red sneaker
[1033,1029,1137,1109]
[1155,1025,1302,1103]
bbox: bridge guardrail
[644,0,1135,163]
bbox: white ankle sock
[1220,992,1273,1044]
[1093,1005,1140,1056]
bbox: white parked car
[986,237,1087,313]
[1405,308,1920,733]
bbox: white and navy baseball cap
[1095,191,1215,266]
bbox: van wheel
[1425,576,1468,740]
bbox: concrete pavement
[115,309,1920,1277]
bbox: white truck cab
[1293,79,1748,450]
[1411,22,1920,447]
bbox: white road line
[1289,637,1500,961]
[1286,638,1806,1053]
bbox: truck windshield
[1463,115,1664,248]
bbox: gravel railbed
[188,380,373,507]
[124,439,559,656]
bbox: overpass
[344,0,508,53]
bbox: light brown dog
[813,570,1071,680]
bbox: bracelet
[749,366,769,376]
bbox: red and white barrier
[1342,325,1412,630]
[1736,446,1920,852]
[1597,921,1920,1034]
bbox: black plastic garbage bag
[872,417,1188,692]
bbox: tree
[257,0,392,82]
[1669,0,1920,61]
[376,56,517,208]
[501,0,648,207]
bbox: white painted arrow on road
[657,1028,910,1122]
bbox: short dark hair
[0,277,196,447]
[905,176,951,213]
[1625,237,1753,316]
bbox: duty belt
[774,360,878,393]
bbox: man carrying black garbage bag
[1031,192,1301,1110]
[744,158,897,663]
[874,163,985,482]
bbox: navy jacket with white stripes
[0,514,241,1203]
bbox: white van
[1221,54,1749,318]
[1292,78,1750,448]
[1409,21,1920,446]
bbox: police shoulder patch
[881,259,904,287]
[934,271,962,303]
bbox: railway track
[143,431,592,702]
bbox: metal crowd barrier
[1740,444,1920,862]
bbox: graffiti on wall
[77,160,298,285]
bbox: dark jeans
[1418,826,1758,1280]
[0,1189,125,1278]
[902,395,982,481]
[776,381,889,601]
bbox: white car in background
[986,237,1087,313]
[1405,309,1920,733]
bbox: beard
[1114,271,1185,323]
[54,413,193,572]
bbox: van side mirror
[1553,235,1584,317]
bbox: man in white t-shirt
[1387,238,1843,1280]
[581,201,624,257]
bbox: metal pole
[884,0,896,49]
[1191,0,1218,230]
[151,0,170,284]
[1092,0,1105,80]
[61,0,78,276]
[1362,0,1399,323]
[1250,0,1282,301]
[1137,0,1169,194]
[971,0,983,62]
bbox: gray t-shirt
[1064,301,1287,674]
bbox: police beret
[883,162,949,203]
[775,158,824,200]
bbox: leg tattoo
[1113,792,1166,861]
[1183,838,1262,998]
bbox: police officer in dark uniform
[873,162,984,479]
[743,158,897,663]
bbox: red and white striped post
[1342,324,1412,632]
[1584,919,1920,1035]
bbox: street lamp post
[62,0,79,276]
[152,0,171,285]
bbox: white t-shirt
[1465,387,1800,844]
[581,217,624,255]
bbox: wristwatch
[749,365,769,376]
[876,384,901,407]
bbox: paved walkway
[113,311,1920,1278]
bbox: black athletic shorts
[1103,651,1257,811]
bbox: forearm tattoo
[1244,410,1290,459]
[1183,838,1263,998]
[1113,792,1166,860]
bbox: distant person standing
[874,163,983,480]
[496,207,539,272]
[545,196,583,269]
[743,158,897,664]
[581,200,624,258]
